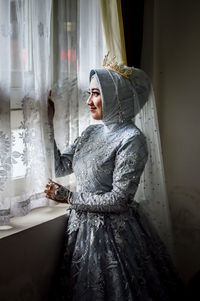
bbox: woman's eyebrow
[87,88,100,93]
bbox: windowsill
[0,204,69,239]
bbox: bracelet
[67,191,73,204]
[54,186,72,203]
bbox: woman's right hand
[48,90,55,121]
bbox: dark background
[121,0,144,67]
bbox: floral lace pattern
[0,131,10,191]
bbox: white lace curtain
[0,0,105,225]
[0,0,172,252]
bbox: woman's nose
[87,94,93,105]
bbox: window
[11,96,26,179]
[10,1,33,181]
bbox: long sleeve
[54,137,80,177]
[70,134,148,213]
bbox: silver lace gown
[50,68,183,300]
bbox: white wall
[142,0,200,282]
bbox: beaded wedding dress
[50,68,183,300]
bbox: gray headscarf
[89,67,151,125]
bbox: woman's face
[87,77,103,120]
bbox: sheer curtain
[0,0,105,225]
[100,0,126,64]
[51,0,105,190]
[0,0,53,225]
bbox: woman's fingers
[44,182,57,200]
[45,183,56,190]
[44,189,53,195]
[44,189,53,194]
[45,190,55,200]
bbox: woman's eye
[86,91,100,97]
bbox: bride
[45,57,183,300]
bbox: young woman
[45,63,183,300]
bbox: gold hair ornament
[103,52,132,79]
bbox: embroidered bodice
[54,122,148,214]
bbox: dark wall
[0,215,67,301]
[121,0,144,67]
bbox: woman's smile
[90,106,96,111]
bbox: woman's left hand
[44,179,71,203]
[44,182,57,201]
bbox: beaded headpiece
[102,52,132,79]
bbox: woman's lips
[90,107,96,112]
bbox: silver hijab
[89,67,150,125]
